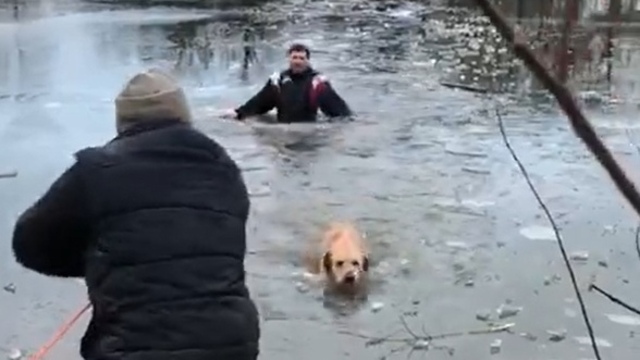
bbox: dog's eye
[352,260,359,267]
[336,261,344,267]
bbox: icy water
[2,0,640,359]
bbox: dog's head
[322,250,369,288]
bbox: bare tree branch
[473,0,640,221]
[339,316,513,358]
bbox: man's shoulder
[74,146,104,163]
[74,126,231,164]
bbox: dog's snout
[344,273,356,284]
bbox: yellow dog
[316,222,369,294]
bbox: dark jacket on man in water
[12,69,260,360]
[234,67,352,123]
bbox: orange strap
[27,302,91,360]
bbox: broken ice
[574,336,612,348]
[547,329,567,342]
[7,349,22,360]
[489,339,502,354]
[476,310,491,321]
[370,302,384,313]
[519,225,556,241]
[295,282,309,293]
[606,313,640,326]
[569,251,589,262]
[497,304,522,319]
[413,339,429,350]
[445,241,468,250]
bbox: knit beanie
[115,68,192,133]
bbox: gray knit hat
[115,68,192,133]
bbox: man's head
[115,68,192,134]
[287,43,311,74]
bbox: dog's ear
[362,256,369,272]
[322,252,332,273]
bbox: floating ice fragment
[370,302,384,313]
[301,272,316,280]
[295,282,309,293]
[489,339,502,354]
[3,283,16,294]
[574,336,612,347]
[8,348,22,360]
[606,314,640,326]
[476,310,491,321]
[547,329,567,342]
[569,251,589,262]
[497,304,522,319]
[461,199,495,208]
[519,225,556,241]
[413,339,429,350]
[399,259,411,275]
[445,241,468,250]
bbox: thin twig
[494,107,601,360]
[473,0,640,224]
[399,315,420,340]
[339,319,514,348]
[589,283,640,316]
[636,224,640,263]
[440,81,489,94]
[0,171,17,179]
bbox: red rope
[27,302,91,360]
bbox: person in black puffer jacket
[12,69,260,360]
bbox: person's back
[78,122,259,360]
[11,69,259,360]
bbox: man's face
[288,51,309,73]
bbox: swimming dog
[317,222,369,295]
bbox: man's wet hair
[287,43,310,58]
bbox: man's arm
[317,81,352,118]
[234,79,279,120]
[12,163,91,278]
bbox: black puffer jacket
[12,120,260,360]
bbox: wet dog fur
[315,222,369,296]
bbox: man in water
[12,69,260,360]
[225,43,352,122]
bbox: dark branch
[473,0,640,221]
[589,283,640,316]
[494,107,602,360]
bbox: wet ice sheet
[3,1,640,360]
